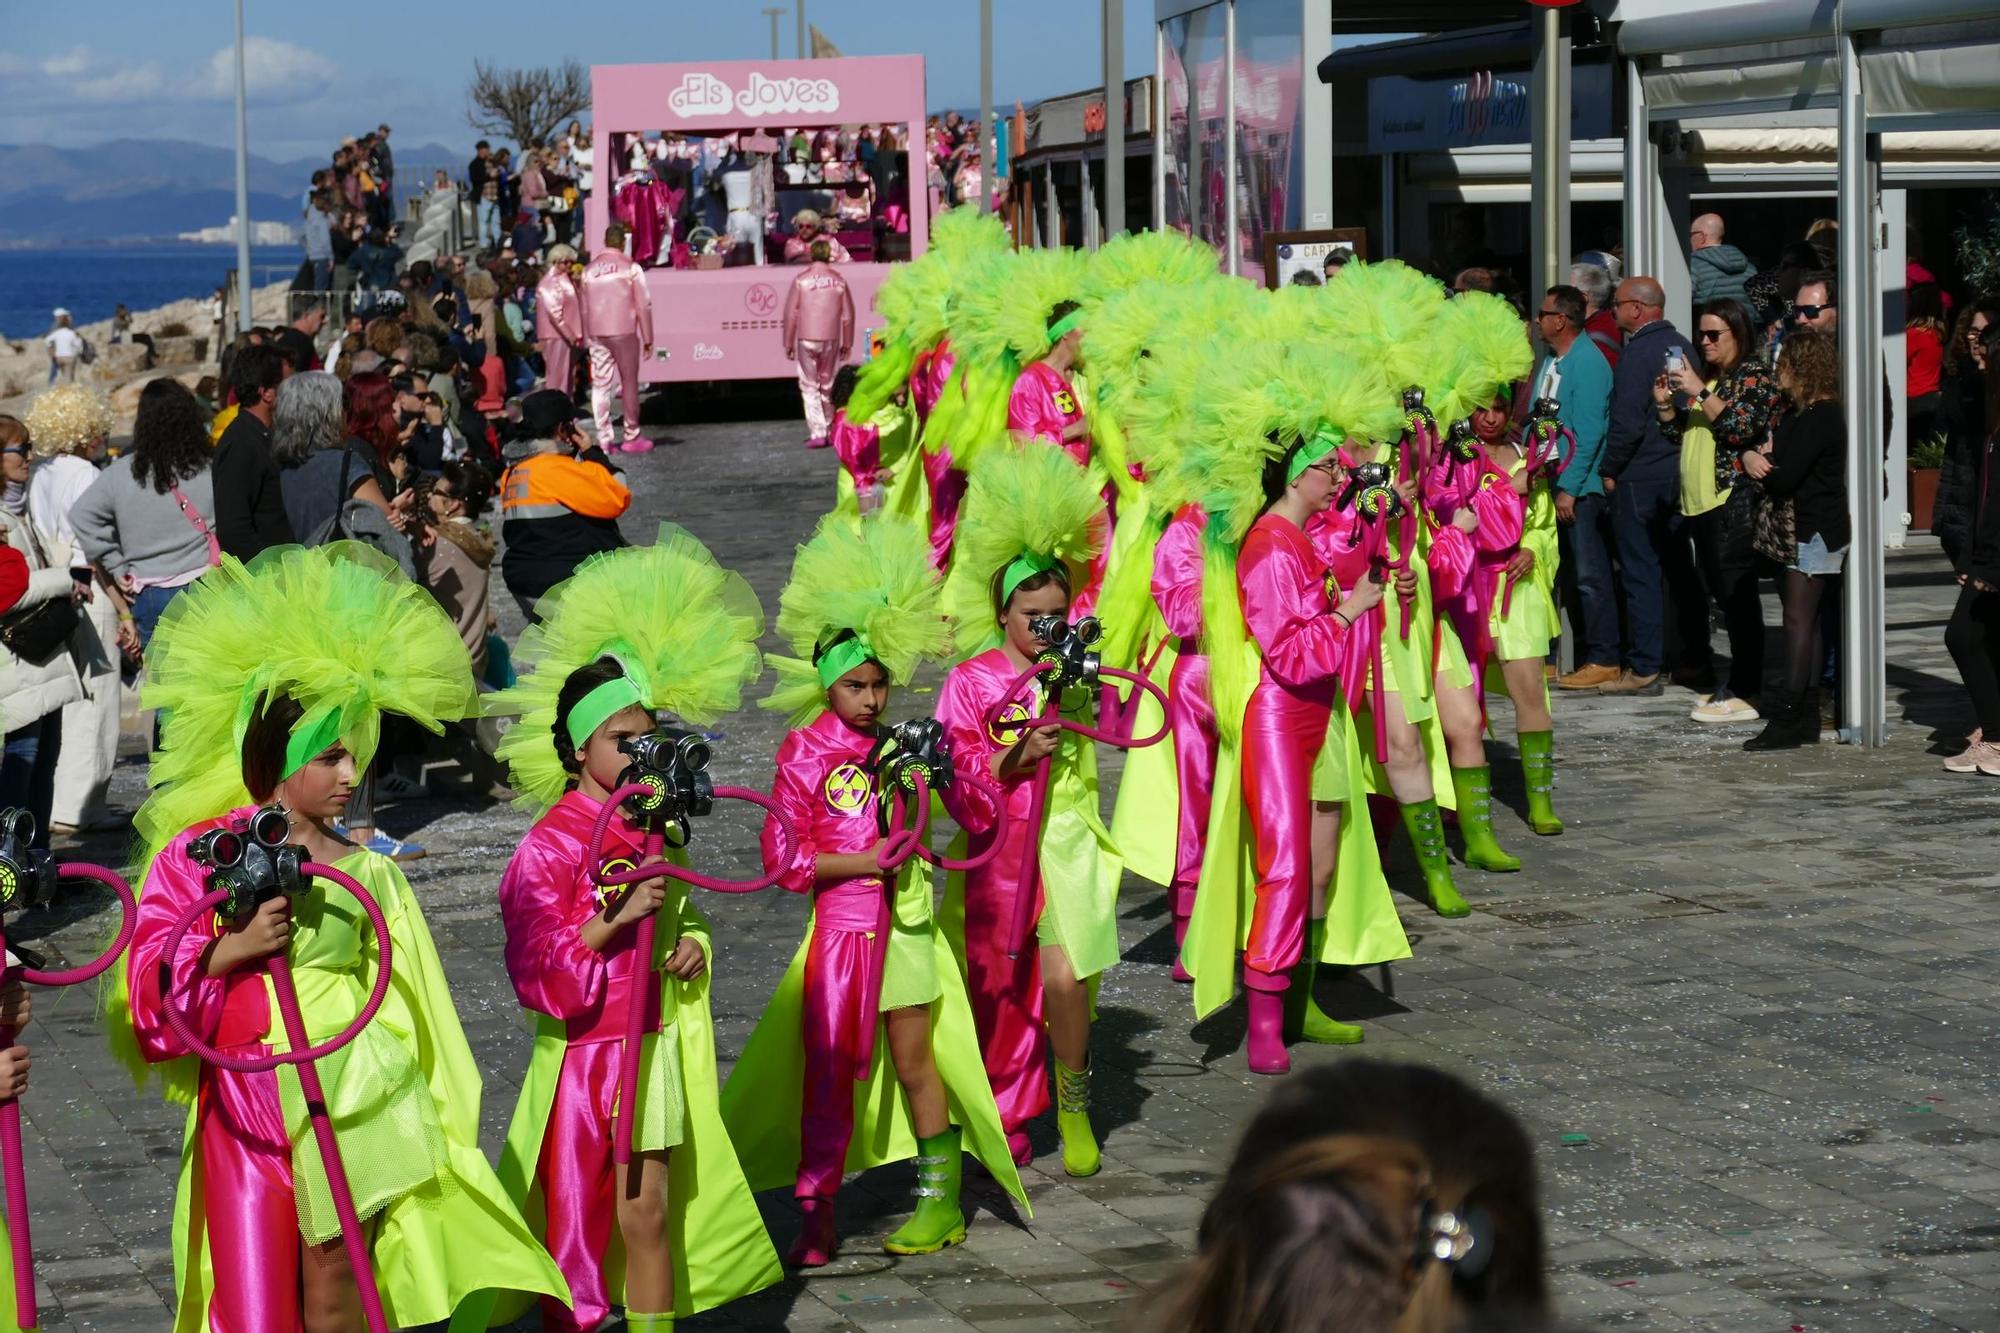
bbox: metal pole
[1836,28,1886,746]
[797,0,807,58]
[1223,0,1238,277]
[1102,0,1125,240]
[232,0,253,334]
[1621,57,1650,279]
[979,0,994,214]
[1380,153,1398,258]
[1529,3,1571,308]
[1153,23,1167,230]
[762,7,784,60]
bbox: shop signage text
[668,71,842,119]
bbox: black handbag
[1717,481,1759,583]
[0,596,79,663]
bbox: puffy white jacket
[0,511,84,733]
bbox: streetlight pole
[1102,0,1125,241]
[232,0,253,334]
[978,0,993,214]
[762,6,784,60]
[797,0,807,58]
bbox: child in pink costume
[1150,501,1216,981]
[1006,304,1112,614]
[783,241,855,448]
[579,222,655,452]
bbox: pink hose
[160,861,392,1333]
[583,783,799,1164]
[0,862,137,1331]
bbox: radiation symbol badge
[1052,389,1077,416]
[824,762,871,815]
[595,857,637,910]
[989,700,1034,747]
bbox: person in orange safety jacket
[499,388,631,619]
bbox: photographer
[497,389,630,619]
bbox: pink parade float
[581,730,799,1165]
[0,811,138,1333]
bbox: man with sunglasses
[1532,287,1619,691]
[1794,268,1894,447]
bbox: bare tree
[466,60,590,151]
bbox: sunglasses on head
[1792,303,1833,321]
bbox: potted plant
[1909,433,1946,532]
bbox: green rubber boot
[1285,917,1365,1045]
[1054,1059,1102,1178]
[883,1127,968,1255]
[1518,730,1564,835]
[624,1312,675,1331]
[1450,766,1521,872]
[1401,799,1471,918]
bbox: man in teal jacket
[1531,284,1619,687]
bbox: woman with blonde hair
[21,383,129,832]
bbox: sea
[0,244,302,341]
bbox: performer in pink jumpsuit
[535,245,583,399]
[579,222,654,454]
[783,242,855,449]
[1236,444,1385,1073]
[1006,302,1111,613]
[914,339,964,569]
[1150,502,1216,980]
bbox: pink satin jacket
[760,711,893,935]
[578,250,654,346]
[1152,503,1207,645]
[1238,513,1351,706]
[782,263,855,349]
[535,268,581,345]
[1006,361,1088,465]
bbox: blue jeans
[1611,475,1679,676]
[1561,492,1620,667]
[477,199,500,248]
[0,713,63,849]
[132,583,187,649]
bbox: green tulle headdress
[111,542,480,1096]
[1083,229,1221,304]
[762,514,952,727]
[854,209,1014,422]
[951,245,1090,371]
[1321,260,1450,405]
[485,524,764,811]
[944,441,1107,657]
[1424,289,1535,426]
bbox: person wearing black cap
[497,388,632,619]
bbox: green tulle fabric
[1424,289,1536,426]
[485,524,764,811]
[944,442,1106,657]
[762,514,953,727]
[1082,229,1221,303]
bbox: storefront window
[1162,4,1226,247]
[1233,0,1303,283]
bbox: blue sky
[3,0,1184,161]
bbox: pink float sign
[585,56,930,383]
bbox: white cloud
[41,45,91,78]
[71,62,166,104]
[202,36,337,99]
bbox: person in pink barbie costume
[536,245,584,399]
[1150,501,1216,982]
[784,240,855,449]
[1236,441,1385,1074]
[1006,302,1111,613]
[579,222,655,454]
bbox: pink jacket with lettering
[578,250,653,346]
[535,268,582,345]
[782,263,855,351]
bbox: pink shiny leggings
[924,448,963,570]
[796,927,874,1200]
[535,1041,634,1333]
[796,340,839,441]
[1167,653,1217,916]
[1239,682,1332,989]
[543,339,575,399]
[196,1084,318,1332]
[959,853,1050,1135]
[588,335,643,445]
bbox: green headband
[1286,426,1345,485]
[1046,309,1084,342]
[999,551,1061,607]
[815,635,879,689]
[566,675,645,749]
[282,708,346,781]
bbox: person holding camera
[478,534,782,1331]
[931,444,1123,1176]
[110,544,567,1329]
[723,516,1025,1269]
[497,389,631,621]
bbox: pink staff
[158,805,395,1333]
[583,731,800,1165]
[982,616,1173,960]
[0,811,137,1333]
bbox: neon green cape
[1183,668,1413,1021]
[718,862,1030,1211]
[167,851,570,1330]
[450,864,782,1328]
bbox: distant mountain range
[0,137,468,246]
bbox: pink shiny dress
[1151,503,1216,918]
[1007,360,1110,614]
[1236,513,1352,989]
[933,649,1049,1136]
[498,791,706,1332]
[535,267,582,399]
[758,712,907,1199]
[916,342,963,569]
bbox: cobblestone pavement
[12,414,2000,1331]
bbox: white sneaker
[1691,695,1761,725]
[1944,740,2000,775]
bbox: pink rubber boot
[787,1197,837,1267]
[1245,980,1290,1076]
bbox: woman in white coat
[0,415,84,850]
